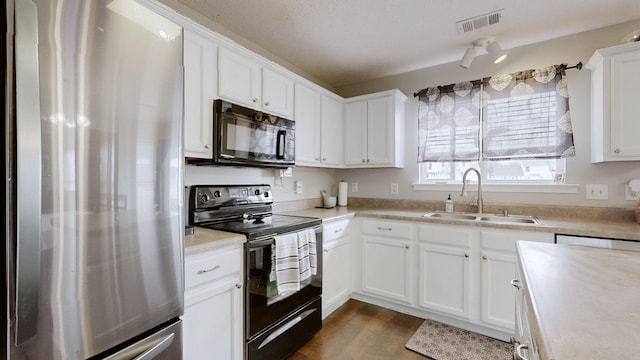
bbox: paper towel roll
[338,181,348,206]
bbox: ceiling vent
[456,9,504,34]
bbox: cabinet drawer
[323,220,350,242]
[185,247,242,290]
[481,230,553,251]
[362,219,411,239]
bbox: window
[416,65,574,185]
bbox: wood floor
[288,300,430,360]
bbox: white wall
[184,164,338,202]
[336,19,640,209]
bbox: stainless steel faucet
[461,167,483,214]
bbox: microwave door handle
[276,130,286,160]
[14,0,43,345]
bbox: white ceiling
[178,0,640,88]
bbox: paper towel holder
[338,180,348,207]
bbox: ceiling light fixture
[459,37,508,69]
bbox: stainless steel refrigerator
[4,0,184,358]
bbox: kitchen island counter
[517,241,640,359]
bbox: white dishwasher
[556,235,640,252]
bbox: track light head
[459,47,477,69]
[486,41,508,64]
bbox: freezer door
[103,320,183,360]
[11,0,184,358]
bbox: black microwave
[189,100,295,168]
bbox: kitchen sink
[425,212,478,221]
[478,215,539,224]
[423,212,539,224]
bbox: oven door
[215,104,295,167]
[245,226,322,340]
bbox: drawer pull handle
[334,229,342,233]
[515,342,529,360]
[511,279,522,289]
[197,265,220,274]
[377,227,392,231]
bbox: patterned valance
[417,65,575,163]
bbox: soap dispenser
[445,194,454,213]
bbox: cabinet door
[184,279,243,360]
[418,243,470,319]
[344,101,368,166]
[218,47,261,109]
[322,238,352,318]
[294,83,322,165]
[610,49,640,159]
[320,95,344,167]
[480,250,516,329]
[262,68,294,118]
[183,29,216,158]
[362,236,411,303]
[366,96,394,166]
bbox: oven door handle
[275,130,286,160]
[249,237,276,248]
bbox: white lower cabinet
[418,224,476,320]
[361,219,413,304]
[184,245,243,360]
[513,260,540,360]
[480,229,553,331]
[322,219,352,318]
[415,224,553,333]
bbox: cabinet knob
[464,254,469,258]
[405,244,410,249]
[315,157,320,161]
[614,148,621,154]
[511,279,522,289]
[324,249,329,253]
[482,255,487,260]
[264,101,270,106]
[362,159,366,163]
[322,157,327,161]
[235,283,242,289]
[252,98,259,103]
[366,159,370,163]
[204,144,211,149]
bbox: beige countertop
[184,227,246,256]
[341,207,640,241]
[184,206,640,253]
[517,241,640,359]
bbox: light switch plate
[586,184,608,200]
[390,183,399,194]
[351,182,358,193]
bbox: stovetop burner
[188,185,322,240]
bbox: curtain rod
[412,62,583,97]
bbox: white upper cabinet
[262,67,295,118]
[218,47,294,118]
[588,41,640,162]
[294,83,322,165]
[183,28,217,158]
[320,95,345,167]
[344,89,406,168]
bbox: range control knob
[199,192,210,204]
[213,190,222,198]
[254,189,261,196]
[264,191,269,198]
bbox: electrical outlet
[625,184,640,200]
[351,182,358,193]
[586,184,608,200]
[390,183,399,194]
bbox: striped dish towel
[274,232,300,294]
[297,229,317,280]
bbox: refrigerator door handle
[14,0,43,345]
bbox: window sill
[412,183,579,194]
